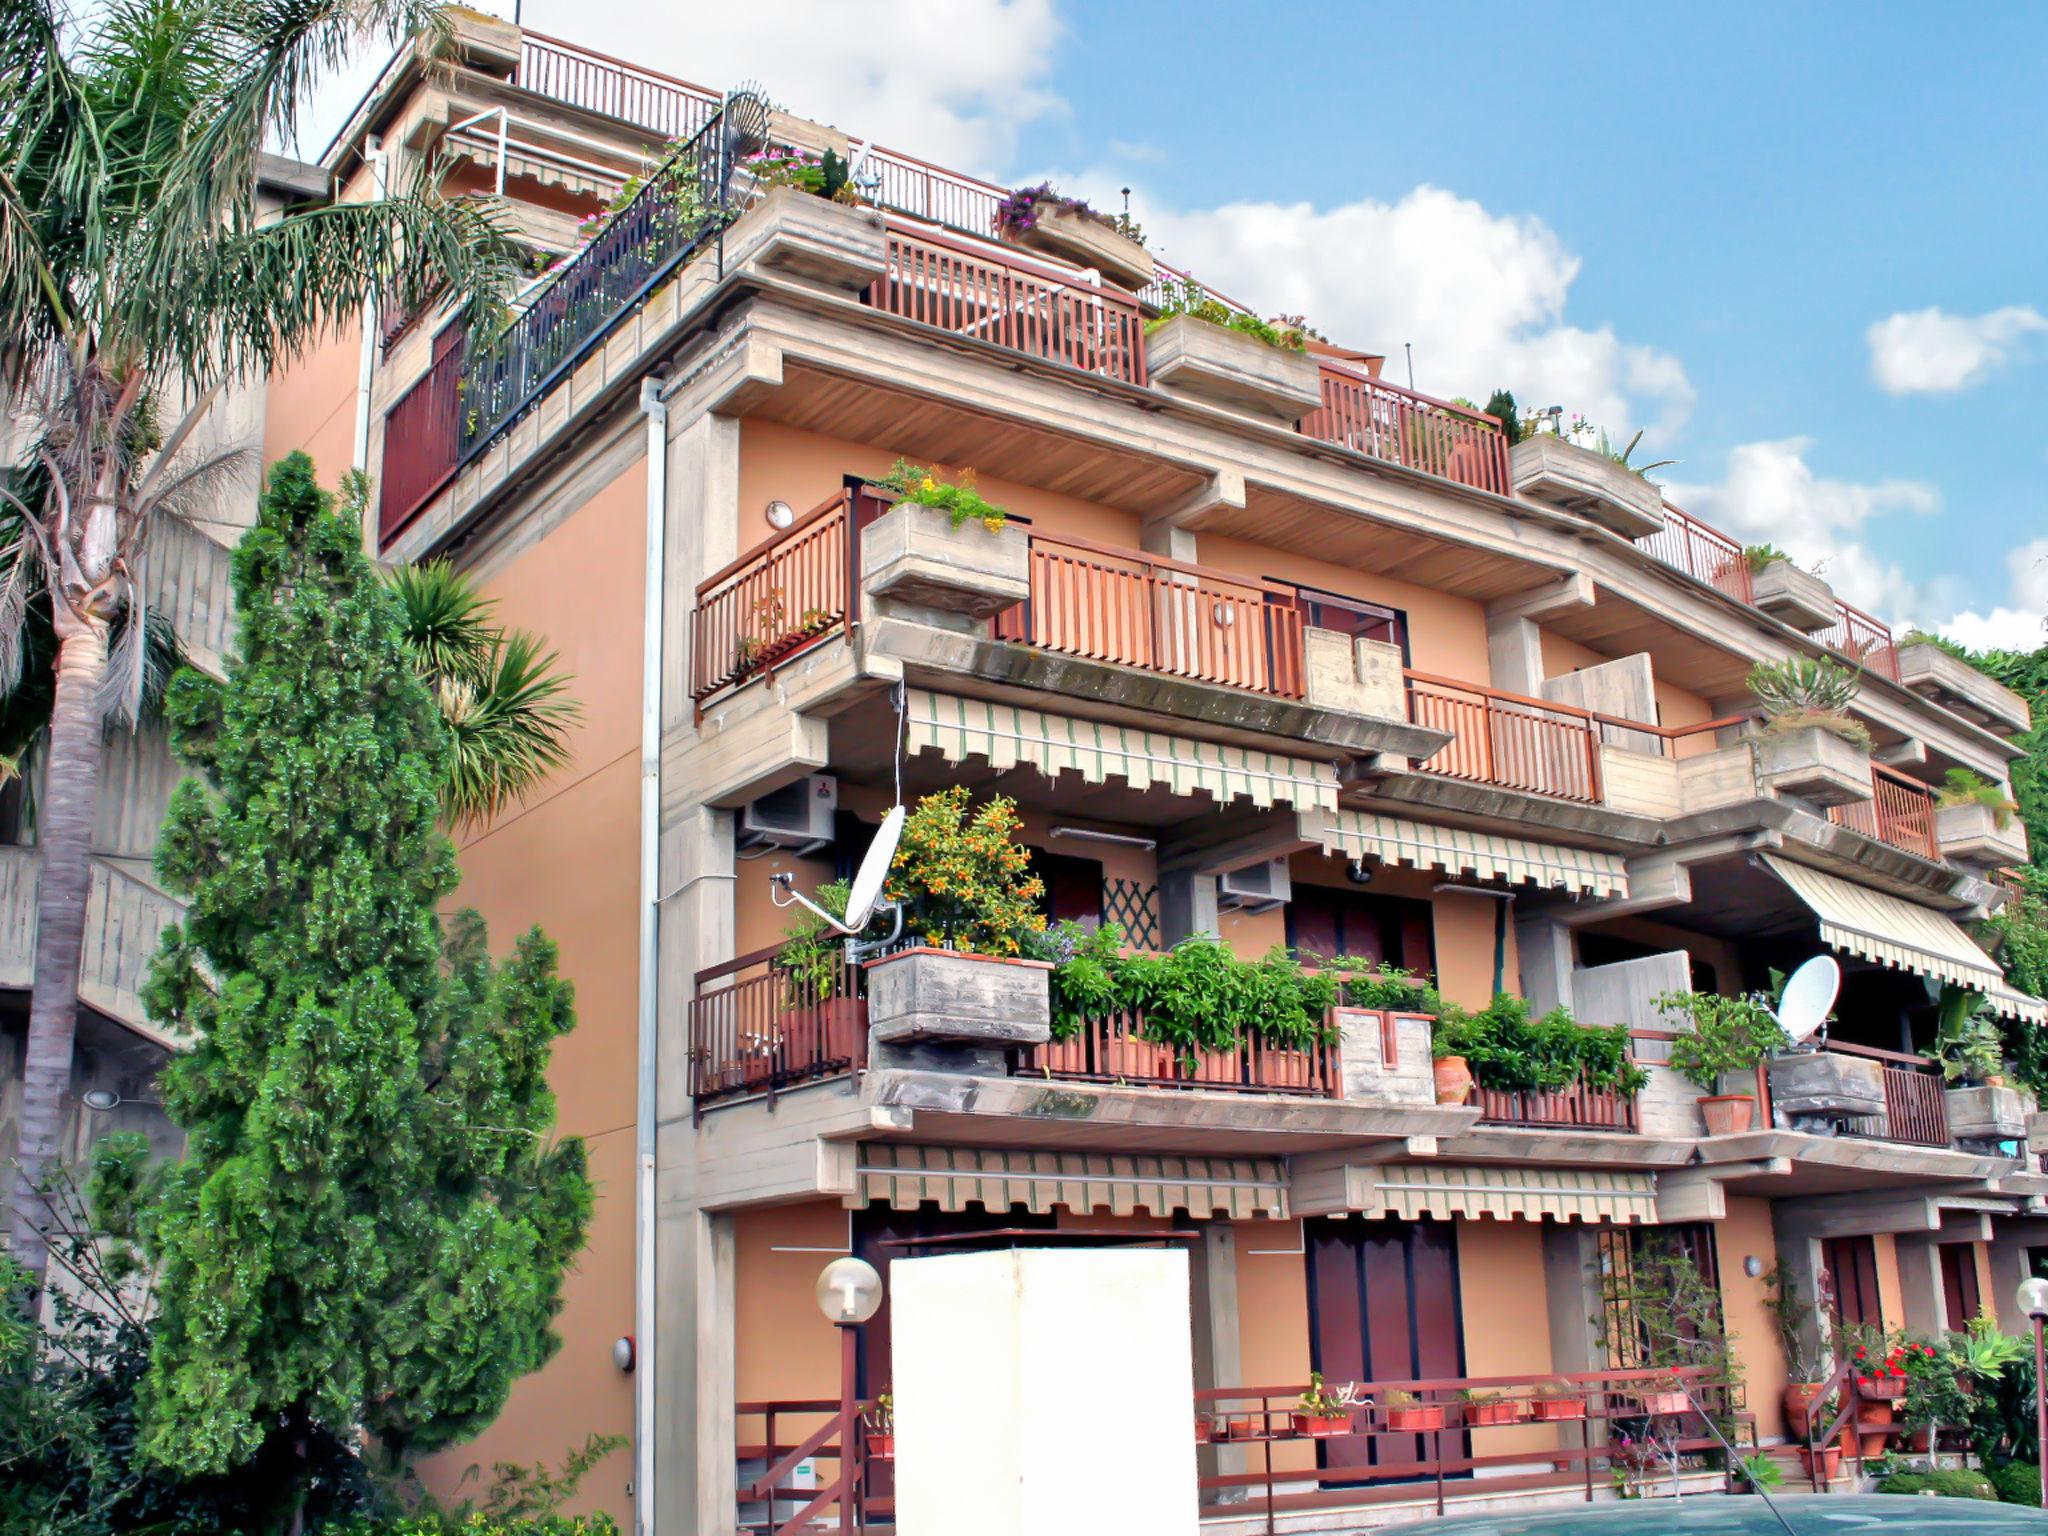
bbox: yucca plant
[1747,655,1872,750]
[0,0,521,1285]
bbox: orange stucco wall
[735,1201,849,1404]
[412,459,649,1515]
[1718,1197,1788,1441]
[261,323,361,491]
[1455,1218,1558,1456]
[1873,1234,1904,1332]
[1231,1220,1316,1473]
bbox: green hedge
[1985,1461,2042,1505]
[1875,1468,1999,1500]
[331,1518,621,1535]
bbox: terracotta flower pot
[1856,1395,1894,1460]
[1698,1093,1756,1136]
[1855,1376,1906,1401]
[1532,1397,1586,1422]
[1464,1400,1518,1427]
[1798,1444,1841,1482]
[867,1433,895,1462]
[1194,1418,1212,1445]
[1292,1412,1353,1438]
[1433,1055,1474,1105]
[1386,1405,1446,1432]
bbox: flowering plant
[884,787,1046,955]
[995,181,1113,238]
[874,458,1006,532]
[1298,1371,1361,1417]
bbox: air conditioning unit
[739,775,838,855]
[1216,856,1292,914]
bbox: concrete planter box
[1335,1007,1435,1106]
[1755,723,1874,808]
[1009,202,1155,291]
[1144,315,1322,423]
[722,186,887,292]
[1935,801,2028,870]
[1946,1084,2028,1143]
[2027,1109,2048,1154]
[866,947,1052,1046]
[861,501,1030,620]
[1508,435,1666,539]
[1899,641,2032,734]
[1303,630,1406,721]
[1750,560,1838,632]
[1768,1050,1885,1120]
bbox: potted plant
[1765,1265,1831,1437]
[1658,989,1789,1135]
[1460,1387,1518,1427]
[993,183,1154,290]
[1748,656,1876,806]
[1530,1379,1587,1421]
[1847,1331,1907,1459]
[1292,1372,1359,1437]
[1923,987,2006,1087]
[1744,546,1839,631]
[865,1392,894,1461]
[1631,1383,1693,1417]
[1430,994,1647,1105]
[1381,1389,1445,1433]
[1797,1442,1842,1483]
[775,877,871,1062]
[1900,1338,1967,1454]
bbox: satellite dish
[768,805,906,954]
[1775,955,1841,1045]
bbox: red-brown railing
[1405,671,1603,803]
[378,337,465,545]
[1303,364,1510,495]
[514,32,721,140]
[867,221,1148,387]
[1475,1075,1638,1131]
[992,534,1305,698]
[1633,503,1753,603]
[1827,764,1939,859]
[688,945,867,1114]
[1023,1009,1340,1097]
[690,492,856,708]
[1822,1039,1949,1147]
[1201,1366,1741,1526]
[1811,597,1901,682]
[737,1396,877,1536]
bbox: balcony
[512,32,720,140]
[1303,361,1511,495]
[686,945,867,1113]
[1826,764,1939,859]
[1022,1009,1341,1097]
[1474,1076,1639,1132]
[1404,673,1604,805]
[690,490,858,712]
[1768,1040,1949,1148]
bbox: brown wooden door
[1939,1244,1982,1332]
[1286,887,1436,976]
[1821,1235,1882,1330]
[1306,1215,1464,1482]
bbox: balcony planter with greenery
[1933,769,2027,868]
[1766,1265,1832,1438]
[1530,1380,1587,1421]
[1430,994,1647,1103]
[865,1392,894,1461]
[1381,1390,1445,1433]
[1143,279,1321,422]
[1745,546,1839,631]
[770,877,870,1072]
[1508,428,1668,539]
[1925,986,2006,1087]
[860,460,1029,621]
[865,789,1053,1046]
[1460,1388,1519,1428]
[1657,989,1789,1135]
[1292,1372,1360,1437]
[1749,656,1876,807]
[994,183,1154,291]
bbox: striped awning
[906,690,1338,812]
[1344,1162,1657,1225]
[1761,855,2032,1006]
[1986,977,2048,1027]
[850,1143,1288,1220]
[1297,809,1629,898]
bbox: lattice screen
[1102,878,1161,949]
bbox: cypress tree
[122,452,592,1493]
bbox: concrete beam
[1655,1168,1730,1224]
[1157,808,1310,876]
[1142,467,1247,537]
[1554,854,1693,926]
[1874,737,1929,769]
[1774,1191,1941,1239]
[1485,571,1597,625]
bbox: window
[1287,886,1434,975]
[1029,849,1103,929]
[1599,1224,1722,1369]
[1939,1244,1983,1332]
[1292,585,1407,659]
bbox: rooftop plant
[1742,543,1797,573]
[1938,768,2020,828]
[874,459,1007,532]
[1146,277,1307,351]
[883,786,1046,956]
[1656,989,1788,1090]
[995,182,1141,241]
[1483,388,1525,443]
[1431,994,1647,1096]
[1747,655,1874,751]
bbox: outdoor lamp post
[817,1257,884,1536]
[2017,1276,2048,1508]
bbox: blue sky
[313,1,2047,644]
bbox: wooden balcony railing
[1022,1009,1341,1097]
[1811,597,1902,682]
[687,945,867,1115]
[378,337,465,545]
[1827,764,1939,860]
[991,534,1305,699]
[689,491,856,708]
[868,221,1149,387]
[1633,503,1753,604]
[737,1395,876,1536]
[1405,671,1604,804]
[514,32,721,140]
[1474,1075,1638,1131]
[1303,363,1511,495]
[1823,1039,1950,1147]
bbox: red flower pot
[1532,1398,1586,1422]
[1433,1056,1473,1105]
[1464,1401,1518,1427]
[1698,1093,1756,1136]
[867,1433,895,1462]
[1386,1405,1446,1432]
[1856,1396,1894,1460]
[1798,1444,1841,1482]
[1194,1418,1212,1445]
[1292,1412,1353,1438]
[1634,1390,1691,1416]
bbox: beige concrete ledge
[1935,800,2028,870]
[1144,315,1322,424]
[1900,641,2032,735]
[1750,559,1837,631]
[1755,724,1873,808]
[1509,434,1665,539]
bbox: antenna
[770,805,906,961]
[1773,955,1840,1048]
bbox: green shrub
[1875,1468,1999,1500]
[332,1519,622,1535]
[1985,1460,2041,1506]
[1432,994,1647,1095]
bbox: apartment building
[46,16,2048,1533]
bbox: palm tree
[381,543,582,831]
[0,0,519,1286]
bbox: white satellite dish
[1775,955,1841,1046]
[769,805,905,953]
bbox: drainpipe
[351,134,390,476]
[634,375,668,1536]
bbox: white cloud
[1866,305,2048,395]
[1136,187,1695,441]
[1935,538,2048,652]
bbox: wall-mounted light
[1743,1255,1764,1279]
[1346,858,1374,887]
[81,1088,160,1112]
[1212,603,1236,628]
[1051,826,1157,851]
[612,1335,636,1372]
[765,499,795,530]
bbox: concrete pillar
[1141,521,1198,563]
[1159,870,1219,946]
[1988,1219,2048,1333]
[1542,1225,1604,1372]
[1893,1232,1947,1337]
[656,1198,737,1536]
[1768,1210,1832,1372]
[1515,914,1575,1017]
[1188,1224,1246,1503]
[657,808,737,1126]
[1486,614,1544,697]
[661,410,742,735]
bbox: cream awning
[1342,1162,1657,1224]
[1986,977,2048,1027]
[905,690,1339,812]
[1298,808,1629,898]
[850,1143,1288,1220]
[1761,855,2037,1011]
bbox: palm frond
[388,560,499,685]
[438,630,582,831]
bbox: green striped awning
[905,690,1339,812]
[1761,855,2026,1003]
[1297,809,1629,898]
[1342,1162,1656,1224]
[1986,978,2048,1027]
[851,1143,1288,1220]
